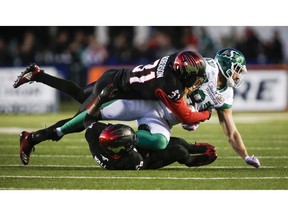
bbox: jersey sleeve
[155,88,211,124]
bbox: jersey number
[129,59,159,84]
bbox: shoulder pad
[204,58,217,69]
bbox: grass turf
[0,111,288,190]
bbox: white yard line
[1,113,288,134]
[0,164,285,169]
[1,153,288,159]
[0,175,287,180]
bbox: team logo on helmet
[173,50,207,88]
[186,63,198,74]
[221,49,244,64]
[99,124,137,157]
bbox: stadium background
[0,26,287,112]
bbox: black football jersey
[114,52,185,101]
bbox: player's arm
[216,108,260,168]
[86,83,117,121]
[155,88,211,125]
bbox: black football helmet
[99,124,137,156]
[173,50,207,89]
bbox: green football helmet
[215,48,247,88]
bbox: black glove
[98,83,118,104]
[93,83,118,112]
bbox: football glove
[245,155,261,168]
[98,83,118,103]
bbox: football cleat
[13,63,43,88]
[19,131,35,165]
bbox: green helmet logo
[215,48,247,88]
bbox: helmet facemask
[99,124,137,157]
[215,48,247,88]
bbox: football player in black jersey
[14,50,211,125]
[14,51,212,165]
[84,120,217,170]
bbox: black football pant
[29,72,95,145]
[30,69,119,145]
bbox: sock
[135,130,168,150]
[55,128,64,137]
[60,111,87,135]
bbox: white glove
[245,155,261,168]
[182,123,199,131]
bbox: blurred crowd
[0,26,285,86]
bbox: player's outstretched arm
[216,108,261,168]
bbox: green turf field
[0,111,288,190]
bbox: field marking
[0,164,287,169]
[0,145,88,149]
[1,175,288,181]
[1,111,288,134]
[1,144,286,151]
[0,154,91,158]
[1,153,288,159]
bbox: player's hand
[245,155,261,168]
[182,123,199,131]
[98,83,118,103]
[91,84,118,115]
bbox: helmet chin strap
[216,62,244,89]
[226,77,236,87]
[226,72,246,88]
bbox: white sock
[56,127,64,137]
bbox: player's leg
[169,137,217,154]
[168,137,217,167]
[52,70,119,138]
[145,137,217,169]
[13,63,91,103]
[75,69,118,113]
[55,98,149,141]
[19,118,73,165]
[35,73,116,140]
[100,99,151,121]
[136,116,170,150]
[96,99,167,150]
[34,73,88,103]
[143,143,192,169]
